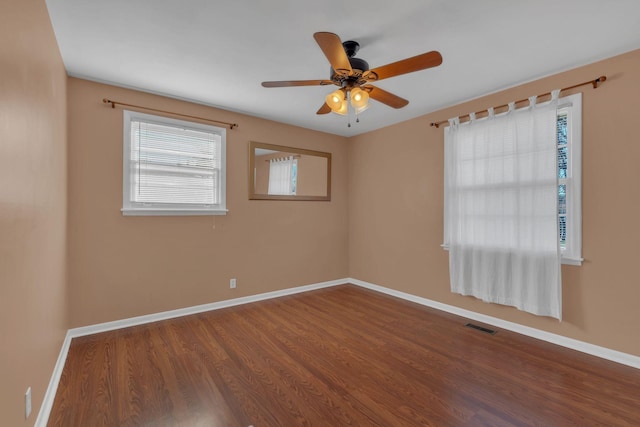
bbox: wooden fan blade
[366,51,442,81]
[364,85,409,109]
[317,103,331,115]
[262,80,333,88]
[313,32,352,76]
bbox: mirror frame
[249,141,332,201]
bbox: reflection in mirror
[249,141,331,201]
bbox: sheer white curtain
[268,156,294,195]
[444,91,562,319]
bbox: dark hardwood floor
[48,285,640,426]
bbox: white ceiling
[46,0,640,137]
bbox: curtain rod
[430,75,606,129]
[102,98,239,130]
[264,155,302,161]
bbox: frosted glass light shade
[326,89,347,115]
[350,87,370,114]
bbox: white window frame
[122,110,227,216]
[558,93,582,265]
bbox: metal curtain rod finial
[592,75,606,88]
[430,75,607,128]
[101,98,238,129]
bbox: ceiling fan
[262,32,442,119]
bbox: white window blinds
[123,111,227,215]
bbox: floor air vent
[465,323,497,335]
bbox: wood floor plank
[48,285,640,426]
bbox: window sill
[440,244,582,266]
[122,208,228,216]
[560,256,583,266]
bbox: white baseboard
[348,277,640,370]
[36,276,640,426]
[34,278,343,426]
[68,278,345,338]
[35,330,73,427]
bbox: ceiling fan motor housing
[330,40,370,86]
[342,40,360,57]
[330,57,370,77]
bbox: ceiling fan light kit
[325,86,370,116]
[262,32,442,126]
[350,87,370,113]
[325,89,348,115]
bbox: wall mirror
[249,141,331,201]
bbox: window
[267,156,297,195]
[443,96,565,318]
[443,94,583,266]
[122,110,227,216]
[557,93,582,264]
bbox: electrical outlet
[230,278,236,289]
[25,387,31,419]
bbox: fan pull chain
[344,89,362,127]
[347,108,362,127]
[347,91,351,127]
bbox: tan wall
[348,48,640,357]
[0,0,68,425]
[298,155,328,197]
[67,78,349,327]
